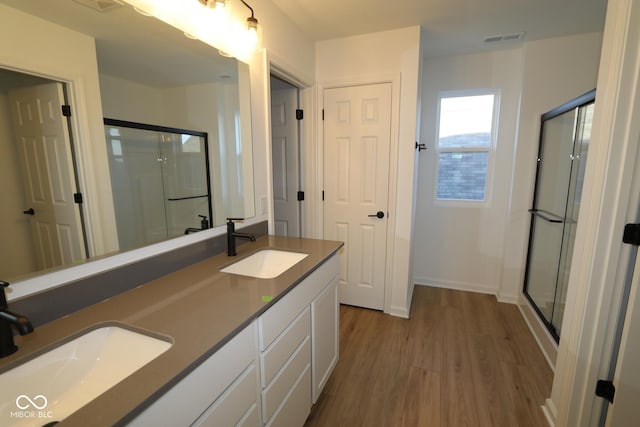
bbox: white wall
[316,26,422,317]
[413,48,524,297]
[99,74,166,124]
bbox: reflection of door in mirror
[0,69,87,279]
[104,119,212,252]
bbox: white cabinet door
[311,275,339,403]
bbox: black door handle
[23,208,35,216]
[368,211,384,219]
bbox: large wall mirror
[0,0,256,284]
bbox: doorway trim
[318,73,402,315]
[268,57,316,239]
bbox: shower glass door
[524,90,595,340]
[104,119,211,252]
[552,103,594,335]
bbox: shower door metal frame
[103,118,213,246]
[523,89,596,342]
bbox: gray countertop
[0,236,343,426]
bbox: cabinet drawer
[266,364,312,427]
[262,337,311,423]
[128,322,256,427]
[193,363,259,427]
[237,403,260,427]
[261,306,310,386]
[259,255,338,350]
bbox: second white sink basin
[221,249,308,279]
[0,324,172,426]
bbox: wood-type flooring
[304,285,554,427]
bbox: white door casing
[8,82,86,270]
[271,84,300,237]
[323,83,392,310]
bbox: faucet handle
[0,281,9,288]
[226,217,244,222]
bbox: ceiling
[1,0,608,82]
[270,0,608,57]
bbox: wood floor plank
[440,305,481,427]
[304,286,553,427]
[400,367,441,427]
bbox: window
[435,90,498,202]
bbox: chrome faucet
[227,218,256,256]
[1,281,34,358]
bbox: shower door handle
[528,209,564,223]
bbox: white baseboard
[414,276,498,296]
[497,291,519,304]
[387,305,410,319]
[518,299,558,371]
[542,398,557,427]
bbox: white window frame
[433,88,501,207]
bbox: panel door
[271,84,300,237]
[8,83,85,269]
[323,83,392,310]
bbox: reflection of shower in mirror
[104,119,212,252]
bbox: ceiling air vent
[72,0,124,13]
[483,32,525,44]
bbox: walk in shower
[105,119,212,252]
[524,90,595,341]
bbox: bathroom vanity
[0,236,342,427]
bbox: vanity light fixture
[239,0,259,50]
[240,0,258,33]
[198,0,227,9]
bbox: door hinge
[623,223,640,245]
[73,192,83,204]
[296,109,303,120]
[61,105,72,117]
[297,191,304,201]
[322,109,325,121]
[595,379,615,403]
[322,191,325,201]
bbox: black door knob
[23,208,35,216]
[368,211,385,219]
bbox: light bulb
[246,25,258,51]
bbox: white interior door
[8,82,85,270]
[271,82,300,237]
[323,83,392,310]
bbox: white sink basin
[0,325,172,426]
[220,249,308,279]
